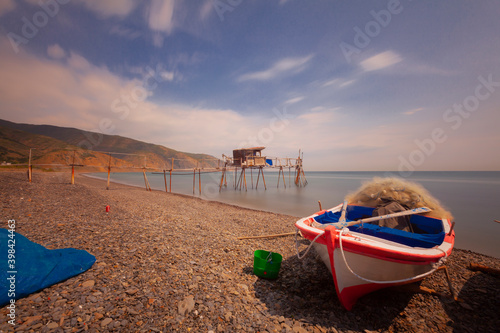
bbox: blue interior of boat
[313,205,446,248]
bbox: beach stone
[46,322,59,329]
[101,317,113,327]
[1,172,499,333]
[125,288,139,295]
[178,295,195,316]
[460,302,474,310]
[82,280,95,288]
[22,315,42,326]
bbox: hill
[0,119,218,171]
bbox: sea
[87,170,500,259]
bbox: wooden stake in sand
[237,232,296,240]
[71,150,76,185]
[106,154,111,190]
[28,148,36,183]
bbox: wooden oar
[324,207,432,228]
[237,232,296,240]
[468,263,500,277]
[339,200,348,223]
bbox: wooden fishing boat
[295,202,455,310]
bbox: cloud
[403,107,424,115]
[238,55,314,82]
[160,71,175,81]
[109,25,142,39]
[67,52,92,71]
[322,78,356,89]
[47,44,66,59]
[0,36,269,156]
[360,51,402,72]
[199,0,213,20]
[0,0,15,16]
[0,37,134,130]
[78,0,138,18]
[148,0,175,33]
[284,96,304,105]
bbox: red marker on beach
[105,205,110,212]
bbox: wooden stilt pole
[289,166,291,186]
[163,170,168,192]
[251,168,253,189]
[219,169,224,191]
[277,167,281,188]
[301,168,308,186]
[234,167,238,189]
[199,168,201,195]
[261,166,267,190]
[143,168,151,191]
[243,168,247,191]
[193,168,196,194]
[219,168,225,192]
[255,167,261,189]
[170,158,174,193]
[282,166,286,188]
[238,169,244,191]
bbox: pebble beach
[1,171,499,333]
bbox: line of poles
[18,149,307,194]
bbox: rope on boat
[295,227,325,260]
[296,223,448,284]
[338,227,448,284]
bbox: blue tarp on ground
[0,229,95,306]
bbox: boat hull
[296,204,454,310]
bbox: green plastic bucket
[253,250,282,279]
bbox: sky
[0,0,499,171]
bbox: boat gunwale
[295,204,455,263]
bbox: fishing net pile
[345,177,453,220]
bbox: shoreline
[1,171,499,332]
[81,172,298,219]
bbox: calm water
[88,171,500,258]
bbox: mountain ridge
[0,119,218,171]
